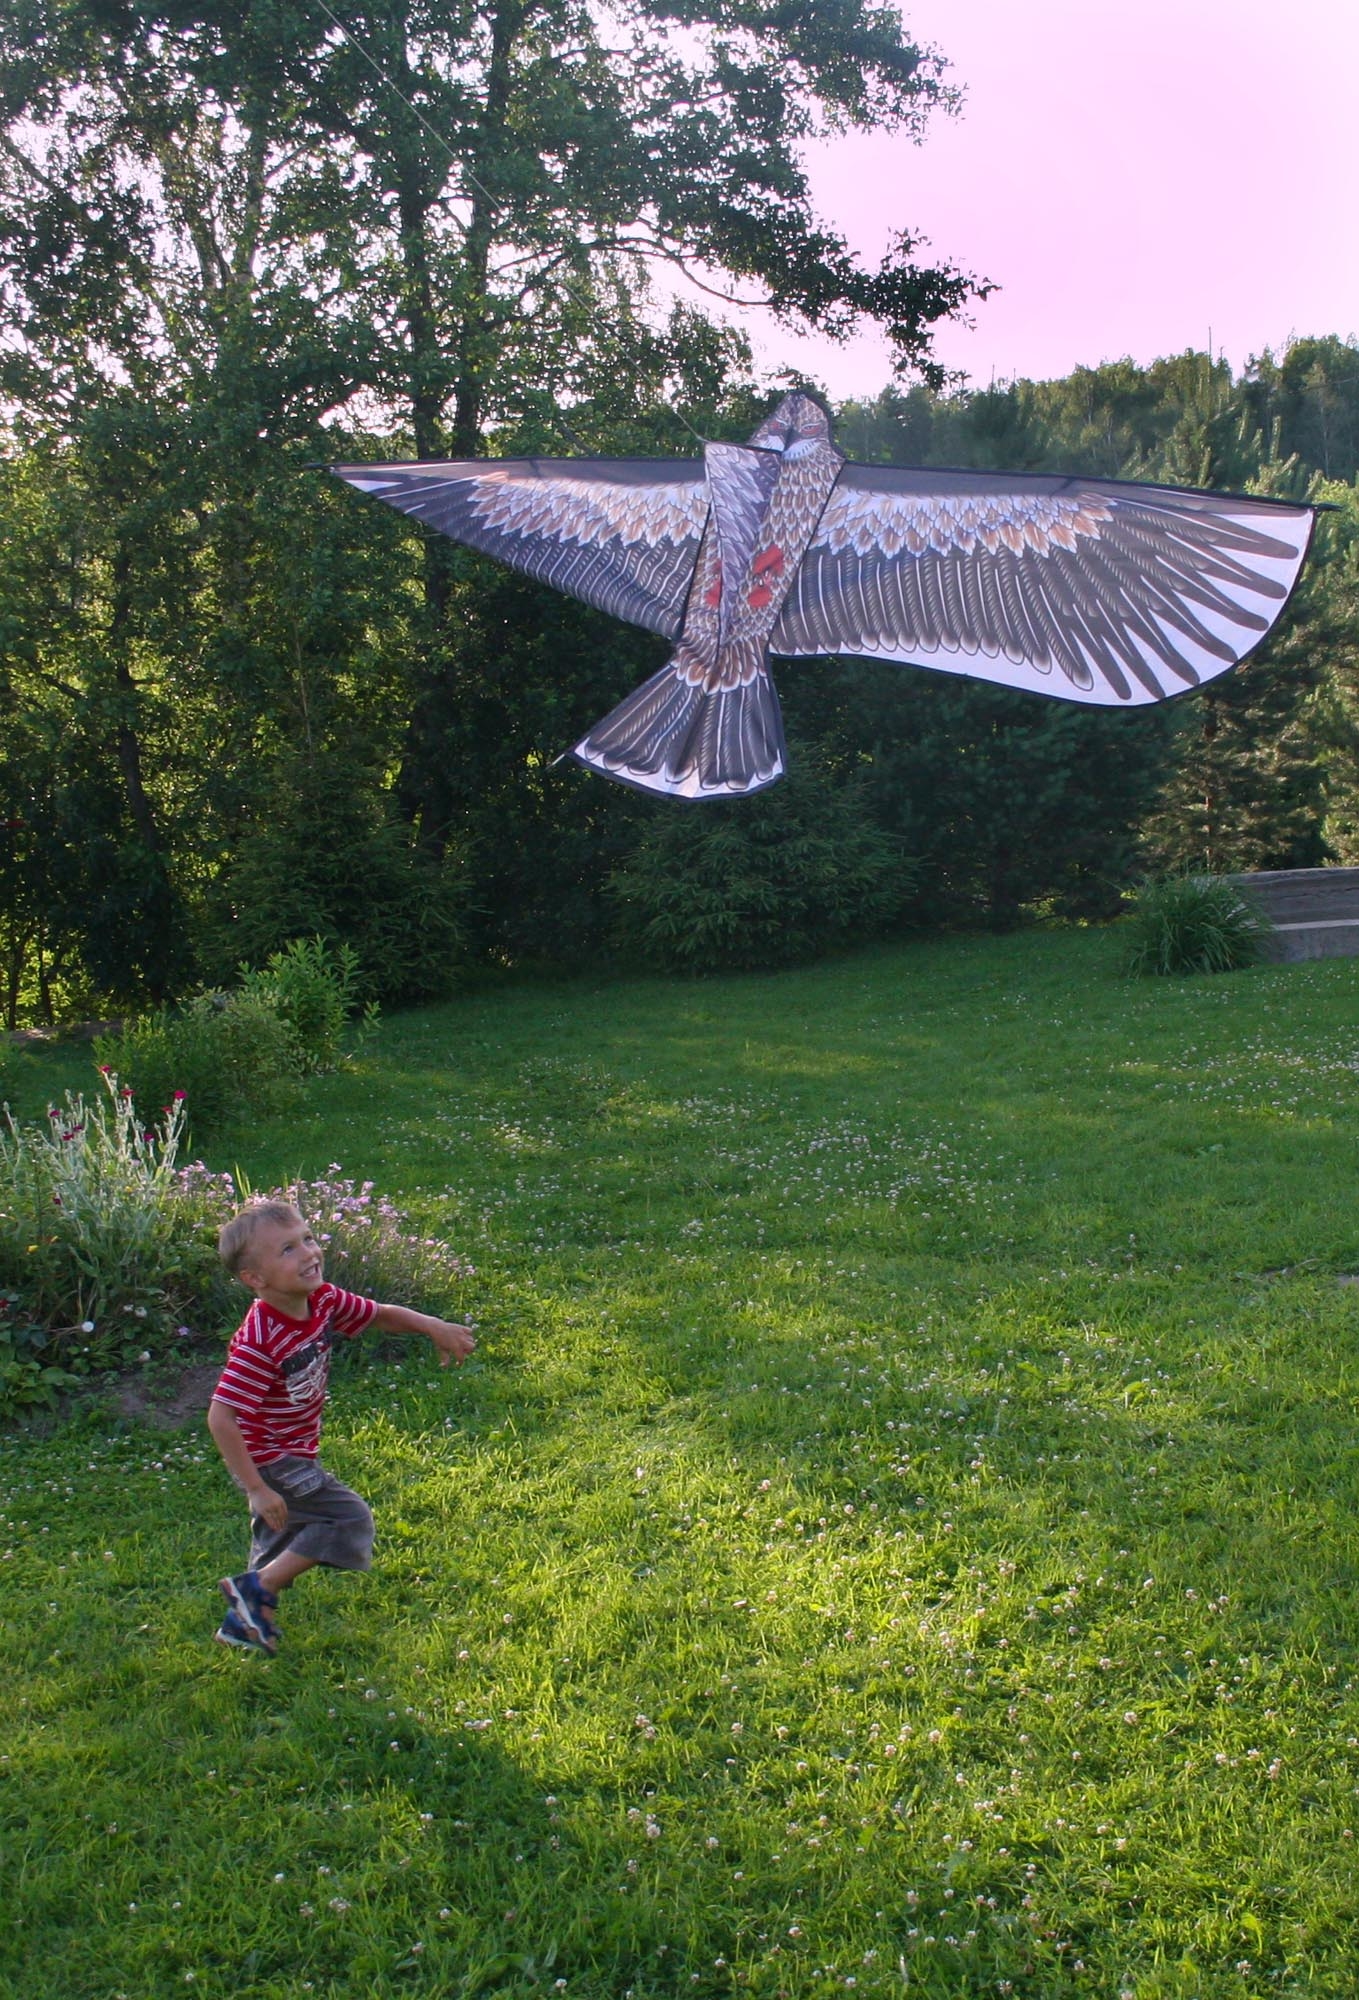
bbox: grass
[3,928,1359,1999]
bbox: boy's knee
[334,1488,375,1567]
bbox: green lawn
[4,929,1359,1998]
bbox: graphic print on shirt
[281,1332,332,1407]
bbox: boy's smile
[240,1212,325,1314]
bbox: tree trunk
[107,552,182,1001]
[393,1,524,856]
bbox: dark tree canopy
[0,0,985,959]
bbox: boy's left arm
[369,1303,476,1367]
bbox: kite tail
[568,642,786,800]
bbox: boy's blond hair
[218,1201,305,1278]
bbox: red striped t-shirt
[212,1282,378,1464]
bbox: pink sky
[747,0,1359,396]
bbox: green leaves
[1122,874,1271,978]
[607,755,914,973]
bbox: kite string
[310,0,502,219]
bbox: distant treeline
[4,338,1359,1023]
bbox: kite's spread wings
[327,393,1318,807]
[772,466,1315,704]
[329,457,708,640]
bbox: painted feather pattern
[330,395,1316,799]
[330,458,707,639]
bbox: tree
[783,659,1175,928]
[1295,481,1359,864]
[0,0,984,1011]
[1244,338,1359,486]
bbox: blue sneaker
[219,1571,279,1652]
[214,1607,274,1653]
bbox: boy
[207,1199,476,1653]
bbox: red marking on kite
[747,583,774,610]
[752,546,785,577]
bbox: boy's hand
[429,1320,477,1368]
[247,1482,288,1530]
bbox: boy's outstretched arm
[207,1398,288,1529]
[369,1305,477,1367]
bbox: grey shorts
[245,1455,375,1573]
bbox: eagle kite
[330,394,1315,800]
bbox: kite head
[748,392,834,454]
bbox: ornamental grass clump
[1123,872,1271,976]
[0,1069,217,1380]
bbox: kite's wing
[329,457,708,640]
[771,466,1315,704]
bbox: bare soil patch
[112,1361,220,1428]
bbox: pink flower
[173,1090,187,1101]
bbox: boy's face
[239,1211,324,1306]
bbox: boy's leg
[217,1462,315,1650]
[258,1549,319,1594]
[225,1459,374,1644]
[248,1459,375,1577]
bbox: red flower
[173,1090,187,1101]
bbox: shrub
[94,989,299,1145]
[278,1168,472,1325]
[606,762,915,973]
[0,1078,474,1419]
[1123,873,1271,976]
[0,1072,216,1382]
[174,1165,476,1354]
[210,757,466,1007]
[237,936,376,1075]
